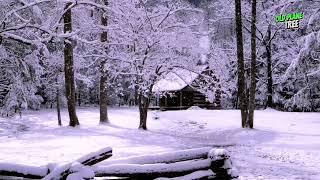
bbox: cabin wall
[150,90,216,110]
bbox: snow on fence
[0,147,112,180]
[0,147,238,180]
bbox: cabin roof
[152,65,206,92]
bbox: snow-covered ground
[0,107,319,180]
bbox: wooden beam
[180,92,183,110]
[100,147,212,165]
[94,148,237,179]
[77,147,112,166]
[165,94,168,107]
[94,159,213,179]
[94,154,235,179]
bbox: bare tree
[64,2,80,127]
[248,0,257,128]
[234,0,248,127]
[264,25,273,108]
[99,0,109,124]
[235,0,257,128]
[56,87,62,126]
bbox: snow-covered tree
[280,7,320,111]
[40,43,65,125]
[104,0,201,129]
[0,45,43,116]
[0,0,53,116]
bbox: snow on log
[0,147,237,179]
[94,159,212,179]
[94,148,237,179]
[42,163,74,180]
[98,147,212,166]
[208,149,238,179]
[66,162,95,180]
[0,163,48,179]
[43,147,112,180]
[155,169,215,180]
[77,147,112,166]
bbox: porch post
[165,94,168,107]
[180,92,183,110]
[157,93,160,106]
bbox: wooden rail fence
[0,147,238,180]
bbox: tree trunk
[134,85,139,106]
[99,0,109,124]
[266,25,273,108]
[234,0,248,128]
[138,93,149,130]
[248,0,257,129]
[18,104,22,119]
[99,67,109,123]
[215,84,222,109]
[78,86,81,106]
[56,87,62,126]
[64,2,79,127]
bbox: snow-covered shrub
[278,11,320,111]
[0,46,43,116]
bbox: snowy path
[0,107,319,179]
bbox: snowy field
[0,107,319,180]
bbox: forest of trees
[0,0,319,129]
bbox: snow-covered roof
[152,66,205,92]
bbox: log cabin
[150,66,221,110]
